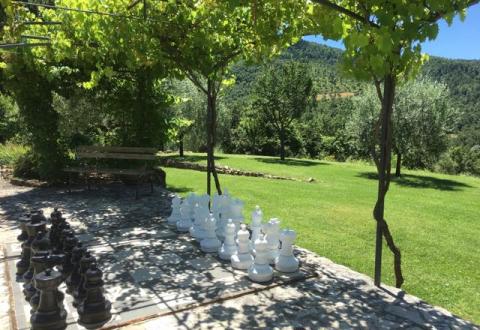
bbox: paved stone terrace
[0,179,478,330]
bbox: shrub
[0,143,28,167]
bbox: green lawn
[160,152,480,323]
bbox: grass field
[160,152,480,323]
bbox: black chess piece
[77,264,112,329]
[30,254,66,313]
[30,268,67,330]
[73,251,96,307]
[50,208,62,222]
[49,215,66,248]
[60,233,78,279]
[16,212,47,276]
[24,231,51,301]
[66,242,86,294]
[17,212,31,242]
[57,224,72,251]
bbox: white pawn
[263,218,281,264]
[275,229,299,273]
[176,204,192,233]
[248,234,273,282]
[200,213,221,253]
[231,224,254,270]
[167,195,182,227]
[218,220,237,260]
[250,206,263,253]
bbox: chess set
[168,189,301,283]
[13,209,111,330]
[6,189,314,330]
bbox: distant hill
[228,39,480,129]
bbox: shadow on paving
[252,157,329,167]
[164,255,478,329]
[357,172,473,191]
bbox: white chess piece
[275,229,299,273]
[248,234,273,282]
[263,218,281,264]
[231,224,254,270]
[230,198,244,233]
[250,205,263,253]
[167,195,182,227]
[216,194,231,241]
[190,204,205,239]
[176,204,193,233]
[218,220,238,260]
[201,213,221,253]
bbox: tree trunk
[373,74,404,288]
[206,79,222,196]
[179,135,184,157]
[395,152,402,177]
[279,130,286,161]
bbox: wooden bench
[64,146,158,199]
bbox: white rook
[275,229,299,273]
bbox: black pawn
[77,264,112,329]
[30,268,67,330]
[24,231,51,301]
[50,208,62,223]
[17,212,31,242]
[60,233,78,279]
[66,243,86,294]
[16,212,47,276]
[73,252,96,307]
[49,215,66,248]
[30,254,66,313]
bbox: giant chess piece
[30,254,66,313]
[30,268,67,330]
[275,229,299,273]
[248,234,273,283]
[58,225,74,252]
[231,224,254,270]
[190,195,210,241]
[200,213,221,253]
[17,212,47,276]
[167,195,182,227]
[66,242,86,294]
[215,194,231,241]
[218,219,238,260]
[176,203,193,233]
[17,212,31,242]
[50,208,62,222]
[230,198,244,233]
[60,233,78,279]
[73,252,96,307]
[77,264,112,329]
[24,231,51,301]
[49,214,66,249]
[251,206,263,242]
[263,218,281,264]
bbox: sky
[303,4,480,60]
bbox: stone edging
[158,158,316,183]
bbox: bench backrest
[76,146,158,161]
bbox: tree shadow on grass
[357,172,472,191]
[253,157,329,167]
